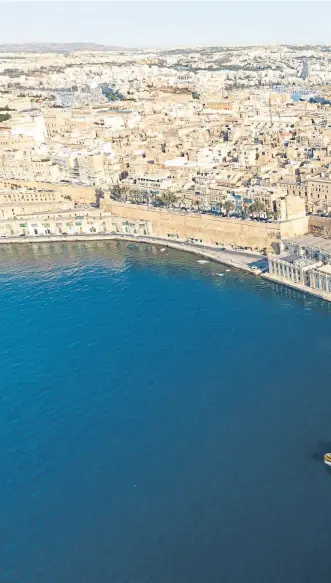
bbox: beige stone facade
[0,179,96,204]
[307,178,331,213]
[268,255,321,286]
[101,199,308,252]
[267,235,331,301]
[0,209,152,239]
[310,264,331,294]
[277,194,306,221]
[282,181,308,200]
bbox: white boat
[324,453,331,466]
[197,259,209,264]
[160,248,166,252]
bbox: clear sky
[0,1,331,48]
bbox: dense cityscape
[2,43,331,298]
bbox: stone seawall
[102,200,308,252]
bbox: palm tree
[130,190,140,204]
[110,186,121,200]
[111,185,124,201]
[161,193,177,208]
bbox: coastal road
[113,234,268,272]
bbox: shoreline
[262,272,331,303]
[2,232,331,302]
[0,233,265,274]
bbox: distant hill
[0,43,137,53]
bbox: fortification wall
[0,179,96,203]
[103,200,308,252]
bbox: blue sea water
[1,241,331,583]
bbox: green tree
[0,113,11,123]
[223,200,235,215]
[154,195,166,207]
[163,193,178,208]
[95,188,104,207]
[249,200,265,216]
[254,200,265,215]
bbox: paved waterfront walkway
[0,233,266,274]
[5,232,331,301]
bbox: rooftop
[315,264,331,275]
[289,235,331,254]
[277,253,320,269]
[164,158,198,167]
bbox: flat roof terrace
[315,264,331,275]
[286,235,331,254]
[274,253,321,269]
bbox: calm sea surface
[1,241,331,583]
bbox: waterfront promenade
[0,233,266,274]
[3,231,331,301]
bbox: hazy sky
[0,1,330,47]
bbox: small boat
[160,248,166,252]
[197,259,209,264]
[324,453,331,466]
